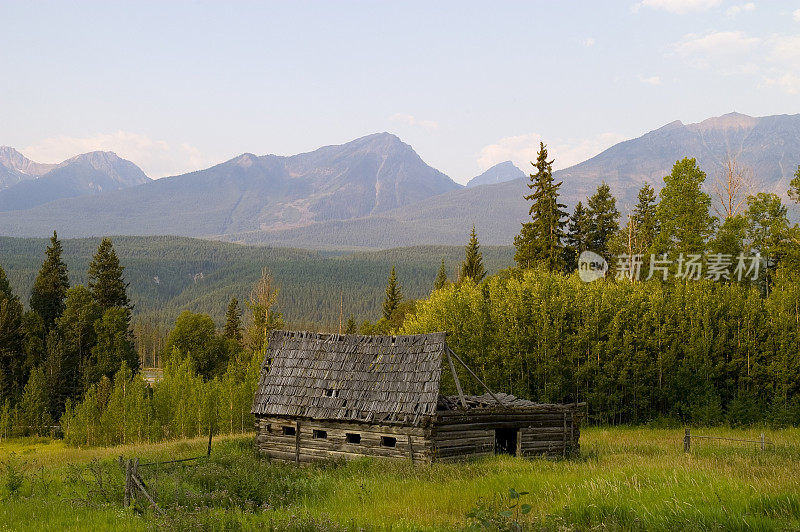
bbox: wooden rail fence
[119,425,213,514]
[683,428,773,452]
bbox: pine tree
[433,258,449,292]
[43,329,68,419]
[564,201,591,271]
[789,165,800,204]
[745,192,789,278]
[344,315,357,334]
[55,286,102,404]
[711,214,747,257]
[86,307,138,386]
[223,297,243,343]
[514,142,568,270]
[459,225,486,282]
[87,238,131,314]
[587,183,620,257]
[0,263,12,300]
[632,184,658,252]
[382,266,402,320]
[30,231,70,331]
[0,264,25,402]
[654,158,715,256]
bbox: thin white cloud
[477,132,627,173]
[767,34,800,64]
[793,8,800,22]
[673,31,761,63]
[23,131,211,178]
[671,30,800,94]
[582,37,596,47]
[639,75,662,85]
[389,113,439,130]
[725,3,755,16]
[635,0,722,14]
[762,73,800,95]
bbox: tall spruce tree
[587,183,620,257]
[0,264,25,401]
[382,266,402,320]
[87,238,131,315]
[223,297,243,343]
[433,258,449,291]
[55,286,102,402]
[632,184,658,252]
[654,158,715,256]
[459,225,486,282]
[514,142,568,270]
[564,201,591,271]
[789,165,799,204]
[745,193,789,266]
[30,231,69,331]
[86,307,138,385]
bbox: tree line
[400,146,800,425]
[0,235,137,436]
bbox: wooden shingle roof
[251,330,446,426]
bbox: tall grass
[1,427,799,530]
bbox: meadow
[1,427,799,531]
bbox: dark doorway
[495,428,518,456]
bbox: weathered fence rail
[119,425,213,514]
[683,428,773,452]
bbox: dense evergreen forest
[0,236,515,327]
[0,151,798,441]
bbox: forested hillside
[0,236,515,327]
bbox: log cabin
[252,330,582,463]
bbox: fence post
[760,433,765,451]
[684,428,691,453]
[123,459,132,508]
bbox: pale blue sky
[1,0,798,183]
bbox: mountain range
[0,148,150,211]
[0,112,797,249]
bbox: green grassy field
[1,427,799,531]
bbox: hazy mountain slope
[0,151,150,211]
[556,112,800,209]
[226,178,529,249]
[229,112,800,249]
[0,113,797,248]
[0,146,57,188]
[0,133,460,237]
[466,161,526,187]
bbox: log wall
[254,417,434,463]
[256,405,581,463]
[432,406,581,459]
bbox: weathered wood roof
[252,330,446,426]
[438,392,581,411]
